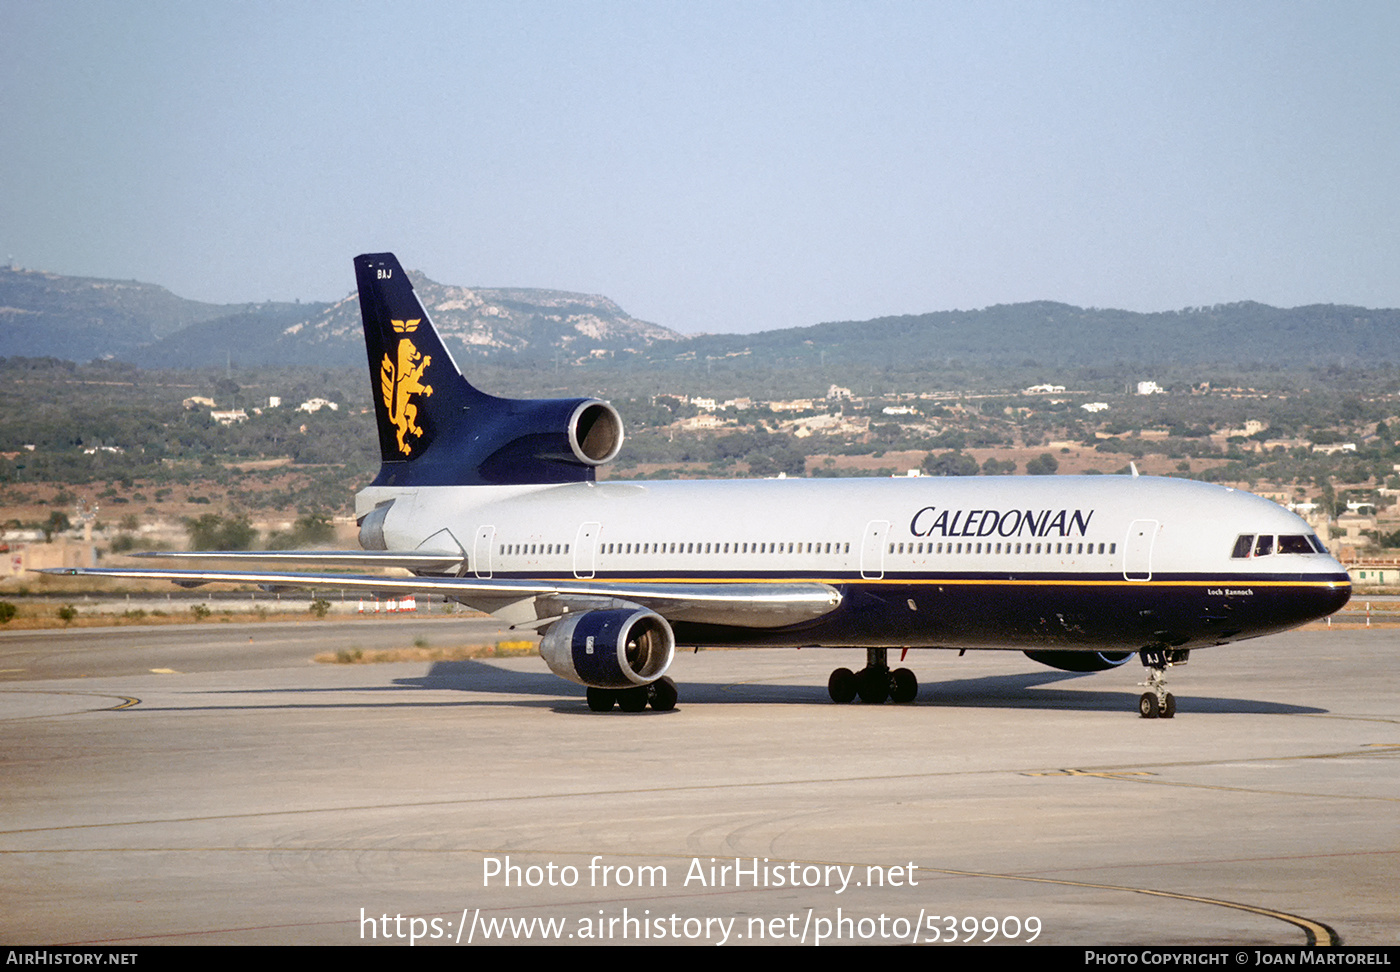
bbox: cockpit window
[1236,534,1324,558]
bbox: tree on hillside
[186,513,257,550]
[921,451,979,476]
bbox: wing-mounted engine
[538,608,674,689]
[1023,650,1134,672]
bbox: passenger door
[1123,519,1158,581]
[861,520,890,580]
[573,522,600,578]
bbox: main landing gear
[828,648,919,704]
[586,676,678,713]
[1137,647,1188,719]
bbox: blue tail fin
[354,253,623,487]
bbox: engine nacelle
[539,608,675,689]
[566,400,625,466]
[371,395,625,488]
[472,397,625,485]
[1023,650,1135,673]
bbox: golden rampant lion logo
[380,319,434,455]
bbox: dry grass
[314,640,537,665]
[0,606,324,630]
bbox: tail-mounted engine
[394,394,625,488]
[356,251,626,488]
[564,400,624,466]
[539,608,675,689]
[1023,650,1135,673]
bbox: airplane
[48,252,1353,718]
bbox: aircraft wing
[39,566,842,630]
[127,549,467,571]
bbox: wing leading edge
[40,566,842,630]
[127,549,466,572]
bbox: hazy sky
[3,1,1397,333]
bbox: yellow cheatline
[580,575,1347,590]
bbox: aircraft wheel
[828,667,857,704]
[889,667,918,704]
[618,686,650,712]
[857,667,890,704]
[1138,692,1159,719]
[1162,693,1176,719]
[586,687,616,712]
[648,676,678,712]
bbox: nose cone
[1302,572,1352,623]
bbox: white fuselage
[359,475,1329,581]
[357,474,1350,652]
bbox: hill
[0,267,266,361]
[669,301,1400,372]
[3,263,1398,372]
[0,265,681,368]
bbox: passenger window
[1254,535,1274,557]
[1231,535,1254,559]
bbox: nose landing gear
[1138,647,1188,718]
